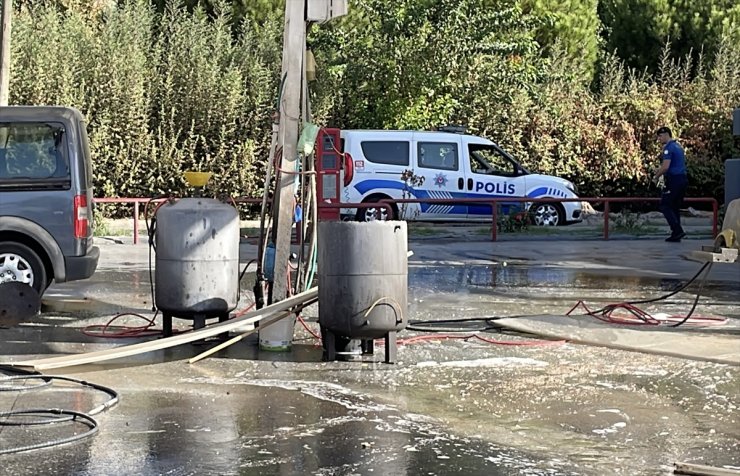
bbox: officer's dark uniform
[659,136,688,239]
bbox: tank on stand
[317,221,408,363]
[154,172,240,336]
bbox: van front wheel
[0,242,48,295]
[529,203,565,227]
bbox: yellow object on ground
[720,198,740,249]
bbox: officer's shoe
[665,232,687,242]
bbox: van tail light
[343,153,354,187]
[74,194,89,238]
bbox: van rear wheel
[0,242,48,295]
[356,198,398,222]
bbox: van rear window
[418,142,458,171]
[360,141,409,166]
[0,122,70,189]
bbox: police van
[340,128,582,226]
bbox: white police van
[340,128,582,226]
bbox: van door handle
[467,178,473,190]
[457,178,463,190]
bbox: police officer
[653,126,688,242]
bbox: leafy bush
[499,209,531,232]
[9,0,740,215]
[612,208,646,231]
[11,0,281,212]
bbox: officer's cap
[655,126,672,136]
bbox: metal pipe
[320,202,394,218]
[491,203,498,242]
[258,121,280,280]
[133,201,140,244]
[0,0,11,106]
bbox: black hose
[583,261,713,318]
[407,317,500,333]
[0,369,119,455]
[0,374,52,392]
[232,259,258,309]
[0,374,119,415]
[408,261,715,331]
[0,409,98,455]
[626,262,710,306]
[670,262,713,327]
[144,196,171,313]
[239,259,257,283]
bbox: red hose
[82,312,172,338]
[566,300,727,326]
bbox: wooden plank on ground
[187,311,292,364]
[1,288,317,371]
[495,315,740,366]
[674,461,740,476]
[689,248,738,263]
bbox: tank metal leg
[218,314,229,340]
[323,328,336,362]
[162,313,173,338]
[193,314,206,331]
[384,331,397,364]
[361,339,374,355]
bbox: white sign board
[307,0,348,22]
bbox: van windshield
[469,144,528,177]
[0,122,70,186]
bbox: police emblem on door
[433,173,448,188]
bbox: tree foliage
[310,0,543,130]
[8,0,740,206]
[149,0,283,26]
[521,0,602,80]
[11,0,282,200]
[599,0,740,72]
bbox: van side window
[0,123,69,186]
[418,142,458,171]
[470,155,493,175]
[360,141,409,166]
[469,144,516,176]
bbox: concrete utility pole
[270,0,350,306]
[269,0,307,305]
[0,0,11,106]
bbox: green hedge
[11,0,280,201]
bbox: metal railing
[339,196,718,241]
[315,202,394,222]
[95,196,717,244]
[94,197,264,244]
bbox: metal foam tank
[155,198,239,325]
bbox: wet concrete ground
[1,235,739,475]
